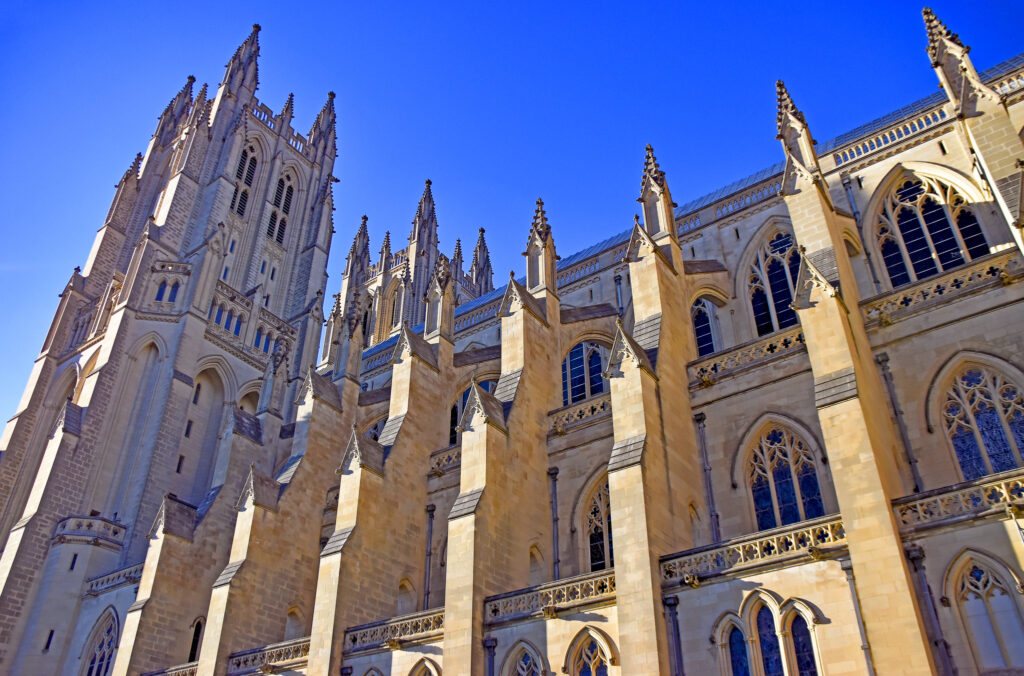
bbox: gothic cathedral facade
[1,11,1024,676]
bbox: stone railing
[142,662,198,676]
[343,608,445,654]
[252,104,275,130]
[713,180,782,219]
[660,514,847,586]
[992,70,1024,98]
[362,346,396,374]
[894,468,1024,533]
[688,326,805,388]
[679,214,702,235]
[227,636,310,674]
[454,299,501,333]
[53,516,127,548]
[484,569,616,624]
[557,258,600,287]
[86,562,144,595]
[862,250,1022,328]
[429,445,461,476]
[832,108,948,167]
[549,393,612,435]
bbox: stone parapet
[226,636,310,674]
[687,325,805,388]
[51,515,127,550]
[484,569,616,625]
[894,467,1024,534]
[342,609,445,655]
[548,393,611,436]
[660,514,847,588]
[85,562,143,596]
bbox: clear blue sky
[0,1,1019,418]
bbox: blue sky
[0,1,1019,418]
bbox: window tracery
[229,145,258,217]
[502,644,544,676]
[562,341,608,406]
[748,426,824,531]
[942,364,1024,480]
[717,600,820,676]
[875,175,988,287]
[570,637,609,676]
[954,560,1024,670]
[81,611,117,676]
[748,232,801,336]
[584,480,613,572]
[266,175,293,245]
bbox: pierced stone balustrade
[660,514,847,587]
[227,636,310,674]
[894,468,1024,533]
[484,569,616,625]
[861,250,1022,328]
[688,326,805,388]
[52,515,127,551]
[142,662,198,676]
[86,562,143,595]
[343,608,445,654]
[429,445,461,476]
[548,393,611,435]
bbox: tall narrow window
[584,480,613,572]
[748,426,825,531]
[692,298,717,357]
[267,212,278,238]
[192,384,202,405]
[791,615,819,676]
[168,282,179,303]
[756,607,784,676]
[283,185,294,214]
[943,365,1024,480]
[275,219,286,244]
[748,232,800,336]
[155,281,167,302]
[561,342,608,407]
[273,179,285,207]
[728,627,751,676]
[188,619,203,662]
[875,175,988,287]
[235,189,249,217]
[956,561,1024,670]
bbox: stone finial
[923,8,963,63]
[641,144,665,190]
[530,198,551,241]
[775,80,807,136]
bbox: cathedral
[1,9,1023,675]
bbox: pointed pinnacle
[775,80,806,133]
[923,7,963,61]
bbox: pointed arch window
[155,281,167,302]
[942,365,1024,481]
[81,611,117,676]
[717,601,820,676]
[748,426,824,531]
[728,626,751,676]
[562,341,608,406]
[875,175,988,287]
[748,232,801,336]
[449,380,497,446]
[955,560,1024,670]
[584,480,613,572]
[168,282,179,303]
[756,606,784,676]
[692,298,718,357]
[511,651,541,676]
[187,618,203,662]
[266,175,293,246]
[569,637,609,676]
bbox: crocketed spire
[529,198,551,242]
[641,144,665,190]
[775,80,807,136]
[923,8,963,64]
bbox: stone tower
[0,25,336,674]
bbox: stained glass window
[757,607,784,676]
[728,627,751,676]
[749,427,825,530]
[748,232,801,336]
[791,615,818,676]
[943,365,1024,480]
[561,342,608,406]
[513,650,541,676]
[956,561,1024,669]
[82,613,117,676]
[585,481,613,572]
[875,176,988,288]
[571,638,609,676]
[692,299,717,357]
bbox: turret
[469,228,494,295]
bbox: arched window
[168,282,179,303]
[569,637,609,676]
[756,606,784,675]
[876,175,988,287]
[692,298,717,357]
[728,626,751,676]
[267,175,293,246]
[449,380,497,445]
[230,145,258,217]
[583,480,613,572]
[284,607,305,640]
[397,580,416,615]
[187,618,203,662]
[81,611,117,676]
[510,650,541,676]
[943,364,1024,481]
[254,328,262,348]
[748,426,824,531]
[155,281,167,302]
[790,615,818,676]
[562,341,608,407]
[748,232,801,336]
[954,560,1024,670]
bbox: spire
[279,92,294,128]
[528,198,551,243]
[775,80,807,136]
[775,80,822,192]
[923,7,963,65]
[223,24,260,95]
[187,82,209,127]
[308,91,337,157]
[345,215,372,281]
[641,144,665,190]
[379,230,392,270]
[469,228,493,295]
[452,238,464,276]
[155,75,194,142]
[410,179,438,244]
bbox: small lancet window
[155,281,167,302]
[187,619,203,662]
[943,365,1024,481]
[692,298,717,357]
[235,189,249,217]
[876,175,988,288]
[584,480,613,572]
[748,232,800,337]
[168,282,179,303]
[267,212,278,238]
[254,328,262,348]
[275,219,286,245]
[283,185,294,215]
